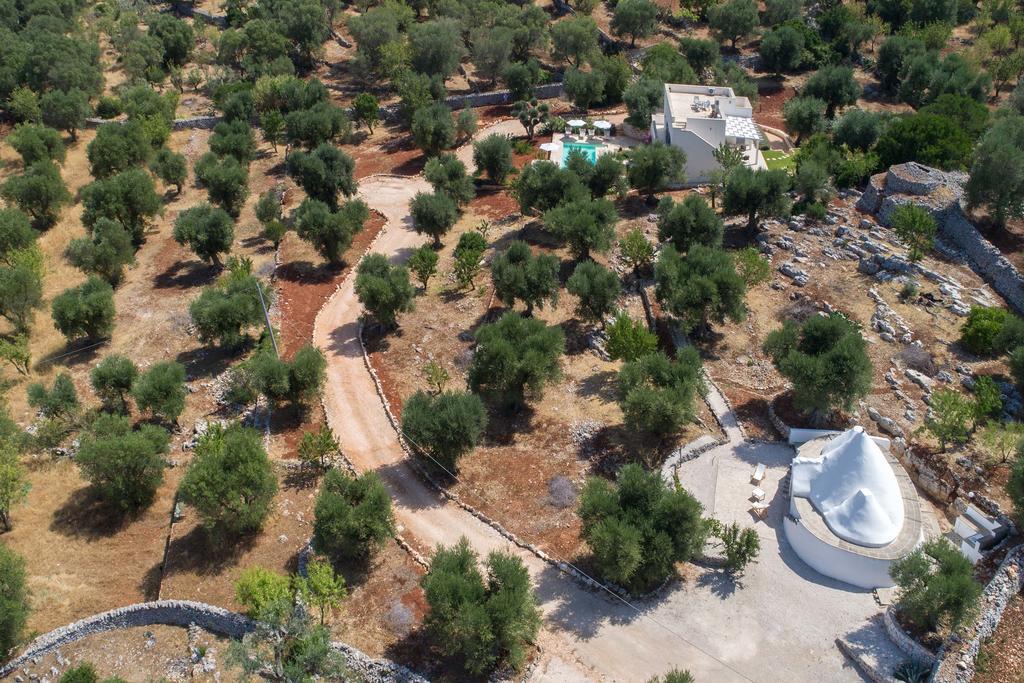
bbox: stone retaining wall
[883,606,936,666]
[169,1,227,27]
[84,115,223,131]
[0,600,426,681]
[932,544,1024,682]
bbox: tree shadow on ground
[696,567,740,599]
[240,235,276,255]
[175,344,241,380]
[277,259,344,285]
[533,562,645,641]
[576,370,618,404]
[35,338,105,371]
[49,486,139,540]
[161,525,257,577]
[139,560,163,601]
[154,259,219,290]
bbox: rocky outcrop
[856,163,1024,314]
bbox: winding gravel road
[313,122,876,682]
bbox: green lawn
[763,150,796,172]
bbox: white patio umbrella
[539,142,559,152]
[593,120,612,130]
[566,119,586,129]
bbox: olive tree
[401,390,487,471]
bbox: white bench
[751,463,766,484]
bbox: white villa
[650,84,767,184]
[783,426,924,589]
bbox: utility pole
[255,281,279,359]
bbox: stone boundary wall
[165,2,227,27]
[766,402,790,440]
[85,115,223,131]
[932,544,1024,682]
[883,606,937,666]
[0,601,426,681]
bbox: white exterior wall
[783,516,899,590]
[670,131,720,184]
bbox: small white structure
[650,84,767,184]
[784,426,923,589]
[953,503,1010,564]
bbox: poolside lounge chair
[751,463,766,484]
[751,502,769,519]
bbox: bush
[173,203,235,267]
[453,232,487,289]
[190,267,272,349]
[132,361,187,424]
[735,246,772,286]
[580,464,707,591]
[64,218,134,287]
[90,354,138,414]
[924,389,972,451]
[421,538,541,675]
[0,542,29,661]
[1009,443,1024,522]
[891,204,937,262]
[959,306,1009,356]
[410,191,459,248]
[95,96,122,119]
[235,566,292,618]
[472,134,514,184]
[354,253,415,329]
[763,313,872,422]
[255,191,282,225]
[619,228,655,276]
[51,276,115,341]
[313,468,395,560]
[297,424,337,468]
[890,538,981,635]
[618,349,705,437]
[713,520,760,574]
[468,311,565,410]
[178,423,277,537]
[58,664,100,683]
[27,373,79,421]
[567,261,620,324]
[76,414,168,510]
[401,390,487,471]
[606,311,657,362]
[490,241,559,315]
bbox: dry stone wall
[856,163,1024,314]
[0,600,427,682]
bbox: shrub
[891,204,937,262]
[890,538,981,634]
[297,424,337,468]
[173,204,235,267]
[763,313,872,423]
[472,134,514,184]
[255,191,282,225]
[971,375,1003,428]
[235,566,292,618]
[178,423,277,537]
[619,228,655,276]
[58,664,100,683]
[75,414,168,510]
[606,311,657,362]
[51,276,115,341]
[0,542,29,661]
[567,261,620,324]
[924,389,972,451]
[0,441,29,532]
[618,349,705,437]
[27,373,79,421]
[90,354,138,414]
[959,306,1009,356]
[580,464,707,591]
[735,246,771,286]
[468,311,564,409]
[352,93,380,133]
[1009,442,1024,522]
[354,253,415,329]
[713,520,760,574]
[313,468,395,560]
[401,390,487,471]
[132,361,187,424]
[490,241,559,315]
[421,538,541,675]
[452,232,487,289]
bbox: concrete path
[314,121,879,682]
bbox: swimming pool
[562,141,599,166]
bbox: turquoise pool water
[562,141,599,166]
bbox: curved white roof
[791,427,905,547]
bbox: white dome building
[784,427,923,589]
